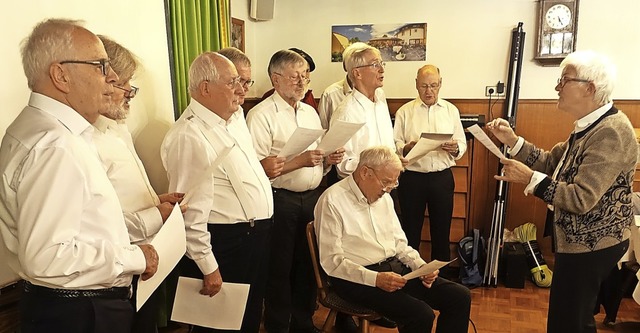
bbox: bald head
[189,52,242,120]
[416,64,442,107]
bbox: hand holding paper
[466,124,506,160]
[317,120,365,156]
[402,258,457,280]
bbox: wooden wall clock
[535,0,580,66]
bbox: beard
[105,102,129,120]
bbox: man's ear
[50,63,71,93]
[198,80,210,96]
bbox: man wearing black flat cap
[260,47,318,110]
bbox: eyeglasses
[225,76,243,88]
[114,85,139,99]
[355,61,386,70]
[60,59,111,76]
[368,167,399,192]
[240,79,254,88]
[418,83,441,91]
[273,72,310,85]
[557,76,590,88]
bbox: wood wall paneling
[243,98,640,257]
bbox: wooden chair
[305,222,381,333]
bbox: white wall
[234,0,640,101]
[0,0,174,193]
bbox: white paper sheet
[402,258,457,280]
[136,204,186,311]
[404,133,453,166]
[277,127,326,159]
[316,120,365,156]
[171,277,250,330]
[466,124,506,160]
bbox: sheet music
[172,277,250,330]
[466,124,506,160]
[404,133,453,166]
[402,258,457,280]
[136,204,186,310]
[316,120,365,156]
[277,127,326,159]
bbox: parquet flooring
[161,279,640,333]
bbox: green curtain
[168,0,230,118]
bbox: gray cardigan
[515,107,637,254]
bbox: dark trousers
[398,169,454,261]
[21,289,134,333]
[180,219,273,333]
[131,275,159,333]
[547,240,628,333]
[330,258,470,333]
[264,188,320,333]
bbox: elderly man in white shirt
[247,49,344,333]
[93,35,185,333]
[314,146,471,333]
[393,65,466,263]
[161,52,273,333]
[0,19,157,333]
[330,42,397,180]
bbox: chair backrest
[306,221,330,300]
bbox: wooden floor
[161,279,640,333]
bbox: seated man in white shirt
[161,52,274,333]
[94,35,185,333]
[0,18,157,333]
[314,146,471,333]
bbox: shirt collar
[188,98,237,127]
[29,92,92,136]
[418,97,443,109]
[342,77,353,95]
[353,89,377,107]
[93,115,119,134]
[346,175,369,204]
[272,91,299,112]
[574,102,613,133]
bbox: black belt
[208,218,272,231]
[23,281,131,299]
[365,257,406,274]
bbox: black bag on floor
[458,229,485,288]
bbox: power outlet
[485,86,496,97]
[485,84,505,97]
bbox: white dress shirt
[93,115,162,245]
[314,176,426,287]
[318,77,352,130]
[246,92,324,192]
[0,93,146,289]
[330,88,394,179]
[393,98,467,172]
[161,99,273,275]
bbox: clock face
[545,4,572,30]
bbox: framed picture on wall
[231,18,245,52]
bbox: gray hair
[98,35,138,82]
[267,49,306,77]
[218,47,251,68]
[188,52,220,93]
[560,50,617,105]
[20,18,84,90]
[358,146,402,171]
[344,42,381,81]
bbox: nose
[106,66,119,84]
[555,82,562,92]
